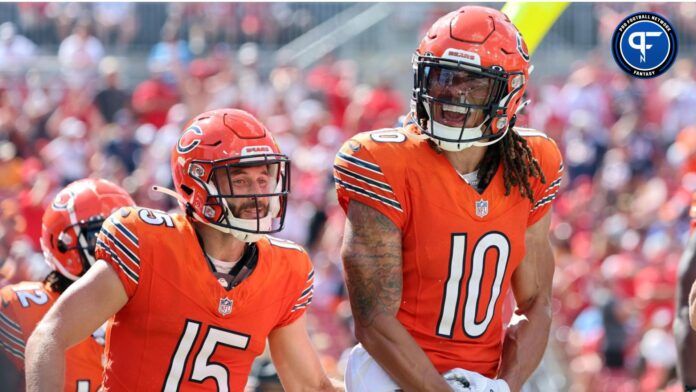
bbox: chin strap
[153,185,199,217]
[152,185,221,230]
[508,114,518,129]
[516,99,531,114]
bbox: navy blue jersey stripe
[299,285,314,298]
[110,217,139,247]
[0,325,25,348]
[100,230,140,266]
[96,239,139,283]
[334,165,393,192]
[337,152,382,173]
[335,178,402,211]
[0,339,24,360]
[0,311,21,334]
[532,192,558,210]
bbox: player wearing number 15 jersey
[336,6,563,392]
[26,109,335,392]
[0,178,135,392]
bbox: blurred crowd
[1,3,696,392]
[522,4,696,391]
[528,54,696,391]
[2,3,348,54]
[0,4,403,389]
[525,55,696,391]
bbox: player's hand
[443,367,472,392]
[443,368,510,392]
[329,377,345,391]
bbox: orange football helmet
[40,178,135,280]
[168,109,290,243]
[412,5,531,151]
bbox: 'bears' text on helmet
[170,109,290,243]
[412,6,531,151]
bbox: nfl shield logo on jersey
[475,199,489,217]
[218,297,233,316]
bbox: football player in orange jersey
[334,6,563,392]
[0,178,135,392]
[675,195,696,391]
[26,109,336,391]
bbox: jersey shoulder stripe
[0,339,23,361]
[532,193,559,211]
[0,292,27,355]
[336,151,383,175]
[0,323,25,349]
[334,178,403,212]
[291,268,315,313]
[109,216,139,248]
[99,228,140,267]
[96,238,139,284]
[0,311,21,335]
[333,165,394,193]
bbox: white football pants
[345,344,402,392]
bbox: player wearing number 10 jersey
[336,6,563,392]
[26,109,335,391]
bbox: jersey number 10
[163,320,250,392]
[436,232,510,338]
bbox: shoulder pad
[266,236,306,253]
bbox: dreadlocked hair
[44,270,74,293]
[476,118,546,203]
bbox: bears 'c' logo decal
[176,126,204,154]
[52,191,74,210]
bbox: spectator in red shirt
[132,64,180,129]
[343,79,404,135]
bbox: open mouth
[435,103,484,128]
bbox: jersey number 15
[163,320,250,392]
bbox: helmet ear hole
[51,234,60,252]
[57,238,68,253]
[56,231,74,253]
[180,185,194,196]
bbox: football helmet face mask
[169,109,290,243]
[40,179,135,280]
[412,5,530,151]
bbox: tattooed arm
[342,201,452,392]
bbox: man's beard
[228,199,269,219]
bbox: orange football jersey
[0,281,105,391]
[334,126,563,377]
[95,207,314,391]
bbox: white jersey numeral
[76,380,90,392]
[370,130,406,143]
[138,209,175,227]
[437,232,510,338]
[14,289,49,308]
[163,320,250,392]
